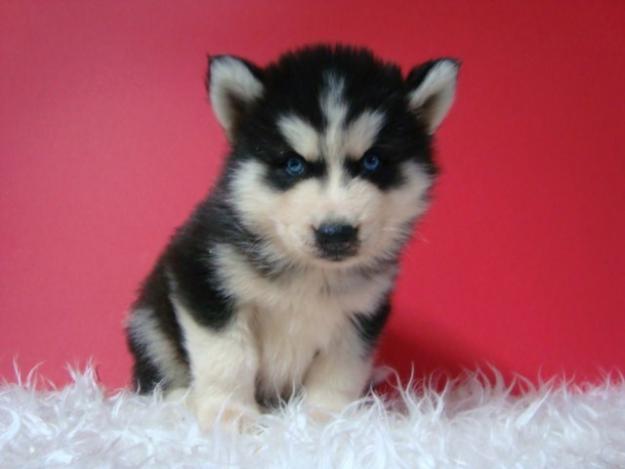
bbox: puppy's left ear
[406,59,460,134]
[207,55,264,139]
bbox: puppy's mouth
[315,243,360,262]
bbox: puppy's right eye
[284,153,307,177]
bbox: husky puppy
[126,45,459,428]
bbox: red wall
[2,1,624,389]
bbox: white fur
[277,115,320,161]
[320,73,349,160]
[303,324,373,412]
[408,59,459,133]
[209,56,263,137]
[3,365,625,468]
[343,109,385,158]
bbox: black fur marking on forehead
[236,45,407,142]
[262,45,404,127]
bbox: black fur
[129,261,188,391]
[351,298,392,355]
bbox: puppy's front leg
[303,324,372,417]
[174,299,260,431]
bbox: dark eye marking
[345,147,404,190]
[265,150,325,191]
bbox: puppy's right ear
[207,55,264,139]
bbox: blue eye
[362,152,381,172]
[285,155,306,176]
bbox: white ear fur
[209,56,264,138]
[407,59,459,134]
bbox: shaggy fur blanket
[1,367,624,468]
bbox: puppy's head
[208,45,459,269]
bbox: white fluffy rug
[1,366,625,468]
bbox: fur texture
[2,366,625,468]
[125,44,460,429]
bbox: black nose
[314,222,359,259]
[316,222,358,244]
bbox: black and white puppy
[126,45,459,429]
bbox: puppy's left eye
[284,153,307,177]
[361,151,381,172]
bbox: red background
[2,1,624,389]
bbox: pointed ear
[406,58,460,134]
[207,55,264,139]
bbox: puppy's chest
[251,271,366,355]
[246,270,390,397]
[248,282,338,399]
[252,294,340,398]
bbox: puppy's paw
[306,406,337,425]
[191,395,260,433]
[304,391,354,424]
[164,387,190,404]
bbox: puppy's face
[209,47,459,269]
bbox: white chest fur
[214,244,393,398]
